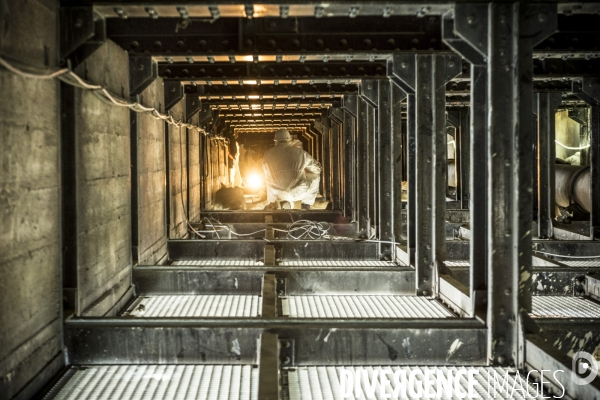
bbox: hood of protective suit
[262,143,321,193]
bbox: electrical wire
[0,56,206,133]
[533,250,600,259]
[555,139,591,151]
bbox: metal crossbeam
[160,61,387,80]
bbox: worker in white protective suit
[262,129,322,210]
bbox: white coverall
[262,142,322,205]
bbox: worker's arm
[304,153,322,174]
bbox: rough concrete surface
[168,98,189,238]
[188,113,201,222]
[0,1,63,398]
[136,78,167,265]
[72,40,132,316]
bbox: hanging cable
[555,140,590,151]
[0,56,206,133]
[533,250,600,259]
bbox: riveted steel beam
[200,83,358,96]
[390,53,460,295]
[164,80,183,110]
[392,84,406,247]
[442,5,488,318]
[535,93,562,239]
[106,15,445,55]
[378,80,395,260]
[329,108,344,210]
[388,56,415,265]
[342,95,358,220]
[485,3,557,368]
[356,95,370,238]
[159,61,387,81]
[130,55,158,96]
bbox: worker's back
[262,143,307,192]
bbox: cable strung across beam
[0,57,207,134]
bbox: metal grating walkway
[559,260,600,267]
[125,295,262,318]
[44,365,258,400]
[531,296,600,318]
[280,261,397,267]
[445,261,470,267]
[171,260,263,266]
[287,366,546,400]
[280,296,454,318]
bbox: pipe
[555,164,591,212]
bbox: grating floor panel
[171,260,263,266]
[559,260,600,267]
[280,261,397,267]
[445,261,470,267]
[126,295,262,318]
[44,365,258,400]
[531,296,600,318]
[286,366,546,400]
[280,296,454,318]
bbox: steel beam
[202,83,357,96]
[159,61,387,81]
[64,318,487,366]
[330,108,344,210]
[342,95,357,220]
[573,78,600,239]
[443,4,489,317]
[486,3,556,368]
[388,56,416,266]
[377,80,394,260]
[535,92,562,239]
[167,240,379,261]
[106,15,445,55]
[392,84,406,247]
[356,95,370,238]
[408,53,460,296]
[359,80,378,240]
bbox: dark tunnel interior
[2,1,600,399]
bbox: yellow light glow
[245,80,258,85]
[247,173,263,189]
[248,95,260,99]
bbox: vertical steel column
[469,66,487,303]
[573,78,600,239]
[360,80,379,239]
[330,108,345,210]
[535,93,562,239]
[442,11,488,300]
[388,56,416,265]
[459,109,470,210]
[356,96,370,237]
[368,104,377,230]
[378,80,394,260]
[470,3,556,367]
[390,54,460,295]
[392,84,406,246]
[448,109,470,208]
[342,95,358,220]
[322,116,332,202]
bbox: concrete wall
[203,138,229,209]
[0,1,64,398]
[168,99,189,238]
[188,114,201,222]
[68,40,133,317]
[135,79,168,265]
